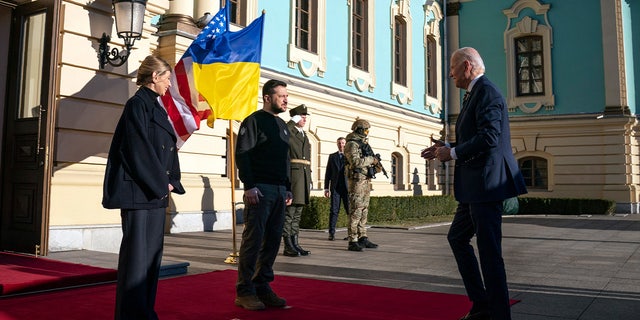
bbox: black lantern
[98,0,148,69]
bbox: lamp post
[98,0,148,69]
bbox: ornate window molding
[347,0,376,92]
[423,1,443,115]
[287,0,326,77]
[390,0,412,104]
[503,0,555,113]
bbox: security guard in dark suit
[282,104,312,256]
[324,137,349,240]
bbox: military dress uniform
[282,104,312,256]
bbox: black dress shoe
[459,310,490,320]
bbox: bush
[299,196,617,230]
[517,197,616,215]
[300,195,457,230]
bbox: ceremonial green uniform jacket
[287,120,312,205]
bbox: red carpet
[0,252,116,296]
[0,269,517,320]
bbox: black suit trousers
[328,188,349,235]
[115,207,166,320]
[447,201,511,320]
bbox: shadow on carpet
[0,269,518,319]
[0,252,116,296]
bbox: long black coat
[102,86,185,210]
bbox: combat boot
[283,235,300,257]
[358,237,378,248]
[348,241,363,252]
[292,235,310,256]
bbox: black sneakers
[348,241,363,251]
[358,237,378,248]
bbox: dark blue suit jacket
[324,152,348,194]
[452,76,527,203]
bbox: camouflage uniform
[344,119,379,251]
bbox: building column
[600,0,630,116]
[195,0,221,21]
[155,0,199,66]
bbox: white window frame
[503,0,555,113]
[390,0,412,105]
[347,0,376,92]
[287,0,327,78]
[423,1,443,115]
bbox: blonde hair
[136,55,171,86]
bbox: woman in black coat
[102,55,185,320]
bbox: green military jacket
[287,120,312,205]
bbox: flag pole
[225,119,239,264]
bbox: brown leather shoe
[234,295,266,310]
[257,292,286,307]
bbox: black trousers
[447,201,511,320]
[114,208,166,320]
[236,183,287,297]
[328,188,348,235]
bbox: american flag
[159,4,229,148]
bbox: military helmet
[351,119,370,131]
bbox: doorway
[0,0,57,255]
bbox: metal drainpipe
[442,0,450,195]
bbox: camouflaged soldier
[344,119,379,252]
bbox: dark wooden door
[1,0,56,255]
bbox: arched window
[519,156,548,189]
[391,152,404,190]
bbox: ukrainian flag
[190,13,265,126]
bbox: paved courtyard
[51,214,640,319]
